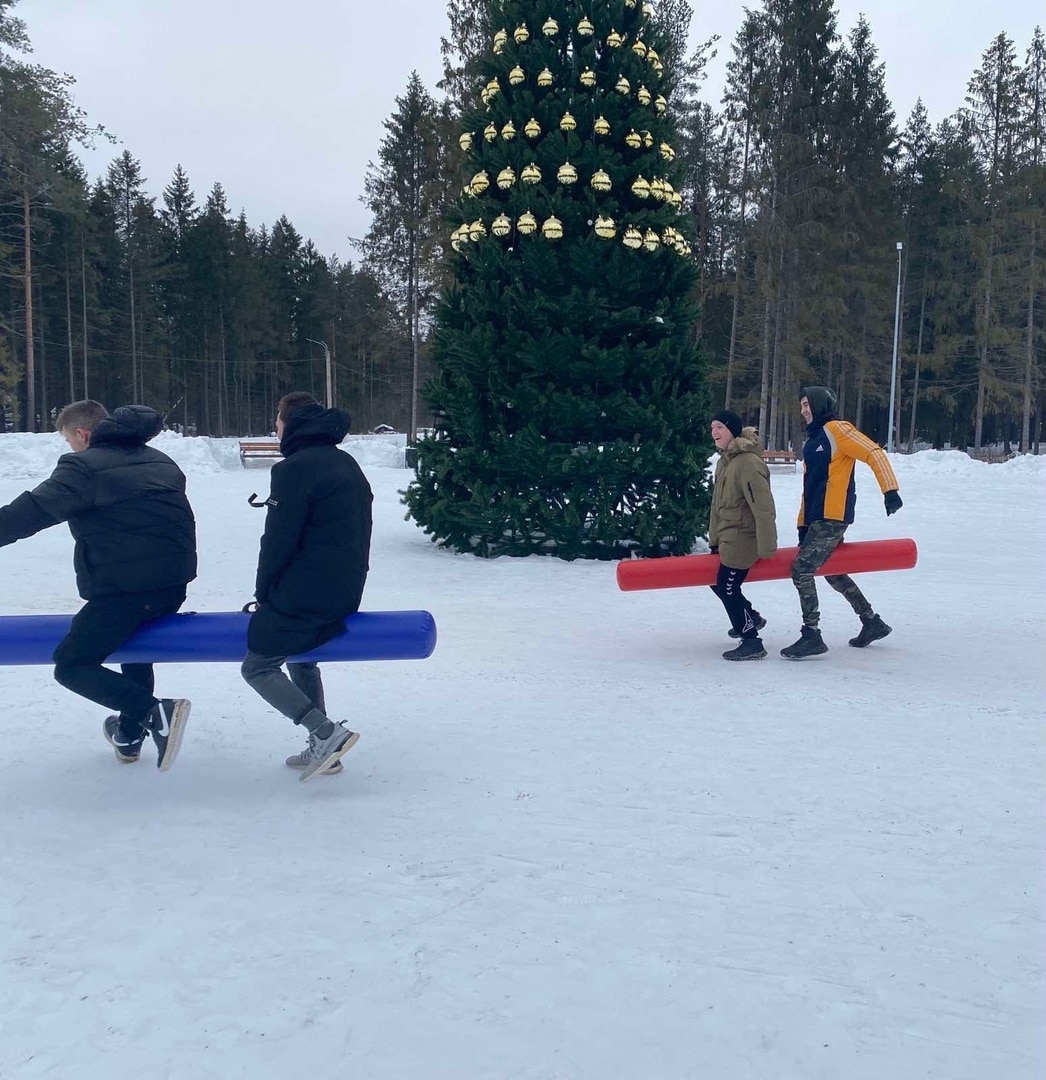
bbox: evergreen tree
[406,0,711,560]
[1018,27,1045,450]
[360,71,448,437]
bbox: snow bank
[0,430,409,483]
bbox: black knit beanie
[711,409,743,438]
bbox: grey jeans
[241,651,326,725]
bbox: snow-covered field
[0,432,1042,1080]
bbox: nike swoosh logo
[156,711,170,737]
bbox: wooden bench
[762,449,798,467]
[238,440,282,466]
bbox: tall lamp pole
[887,241,903,453]
[307,338,333,409]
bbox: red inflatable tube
[616,538,918,592]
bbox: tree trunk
[907,284,927,452]
[65,249,76,402]
[129,261,138,403]
[23,188,36,432]
[974,232,994,450]
[81,233,89,398]
[36,275,48,425]
[725,111,753,411]
[1021,225,1036,452]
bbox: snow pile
[0,429,410,484]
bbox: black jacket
[0,405,197,599]
[248,405,373,656]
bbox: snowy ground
[0,432,1042,1080]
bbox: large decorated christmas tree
[405,0,712,559]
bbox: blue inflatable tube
[0,610,437,666]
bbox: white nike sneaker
[145,698,191,771]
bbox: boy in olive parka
[707,410,778,660]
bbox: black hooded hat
[800,386,837,423]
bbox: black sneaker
[849,614,892,648]
[145,698,191,771]
[781,627,828,660]
[723,638,767,661]
[103,715,146,763]
[728,613,767,639]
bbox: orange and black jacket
[798,415,899,527]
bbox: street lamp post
[307,338,333,409]
[887,241,903,453]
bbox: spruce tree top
[451,0,692,257]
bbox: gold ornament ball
[607,29,625,48]
[594,115,611,137]
[469,220,487,242]
[542,216,564,240]
[631,176,651,199]
[558,162,579,185]
[616,76,631,95]
[578,16,595,36]
[632,40,648,57]
[502,121,517,141]
[643,229,660,252]
[518,211,538,235]
[521,163,542,185]
[484,123,497,142]
[514,24,530,44]
[542,17,559,36]
[537,68,554,87]
[594,216,617,239]
[497,167,517,189]
[580,68,597,88]
[637,86,652,107]
[470,171,490,195]
[625,129,642,149]
[641,130,654,148]
[591,169,612,192]
[623,226,643,250]
[509,66,525,86]
[492,214,512,238]
[493,28,508,54]
[524,117,542,139]
[655,95,668,114]
[560,112,577,132]
[459,131,474,152]
[659,142,676,161]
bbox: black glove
[241,600,259,614]
[709,545,719,555]
[884,490,903,516]
[797,526,808,545]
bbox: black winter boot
[849,613,892,648]
[722,637,767,661]
[781,626,828,659]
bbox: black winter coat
[0,405,197,599]
[247,405,373,657]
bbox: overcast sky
[19,0,1043,260]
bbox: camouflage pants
[791,520,874,628]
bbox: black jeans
[710,563,761,638]
[52,586,187,730]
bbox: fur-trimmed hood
[724,426,763,457]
